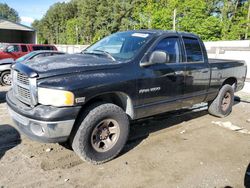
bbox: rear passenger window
[183,37,203,62]
[21,45,28,52]
[153,37,181,63]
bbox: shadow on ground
[121,104,209,155]
[0,91,7,103]
[245,163,250,188]
[123,99,241,154]
[235,96,250,104]
[0,124,21,159]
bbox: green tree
[32,19,47,44]
[32,0,250,44]
[65,18,83,44]
[0,3,20,22]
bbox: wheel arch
[81,92,135,120]
[222,77,237,90]
[0,69,10,75]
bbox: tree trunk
[245,2,250,39]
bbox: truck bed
[208,58,243,64]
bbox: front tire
[1,71,11,86]
[208,84,234,118]
[72,103,129,164]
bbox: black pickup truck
[7,30,247,164]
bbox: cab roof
[123,29,199,38]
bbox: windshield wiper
[83,50,116,61]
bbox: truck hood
[14,53,122,78]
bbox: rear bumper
[8,108,75,143]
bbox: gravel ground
[0,86,250,188]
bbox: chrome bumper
[8,108,75,143]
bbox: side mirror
[140,51,169,67]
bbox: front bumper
[6,90,80,143]
[8,108,75,143]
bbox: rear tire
[71,103,129,164]
[1,71,11,86]
[208,84,234,118]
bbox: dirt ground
[0,86,250,188]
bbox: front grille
[12,71,37,106]
[17,85,31,100]
[17,72,29,85]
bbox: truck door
[136,35,186,118]
[181,36,210,106]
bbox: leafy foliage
[0,3,20,23]
[31,0,250,44]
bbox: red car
[0,43,57,60]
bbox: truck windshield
[83,32,152,61]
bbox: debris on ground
[211,121,250,134]
[180,130,186,134]
[45,148,53,152]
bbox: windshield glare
[84,32,152,60]
[16,51,36,63]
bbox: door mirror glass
[149,50,169,64]
[140,51,169,67]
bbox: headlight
[38,87,74,106]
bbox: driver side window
[153,37,181,63]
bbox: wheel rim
[221,92,231,111]
[2,73,11,85]
[91,119,120,152]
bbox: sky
[0,0,69,26]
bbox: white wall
[205,40,250,49]
[55,44,89,54]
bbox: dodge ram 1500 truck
[7,30,247,164]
